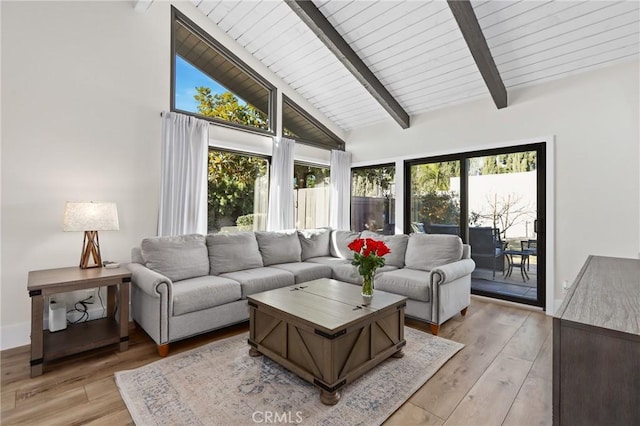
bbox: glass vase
[361,273,374,297]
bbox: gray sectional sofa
[129,228,475,356]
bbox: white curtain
[158,111,209,236]
[329,149,352,230]
[267,137,295,231]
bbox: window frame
[283,95,345,151]
[171,7,277,136]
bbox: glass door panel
[467,151,539,302]
[408,161,461,236]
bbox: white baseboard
[554,298,565,315]
[0,321,31,351]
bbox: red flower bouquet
[347,238,391,296]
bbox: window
[207,149,269,233]
[172,8,276,134]
[294,162,330,229]
[351,164,396,235]
[283,95,345,150]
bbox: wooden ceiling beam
[285,0,410,129]
[448,0,507,109]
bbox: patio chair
[469,227,505,279]
[520,239,537,271]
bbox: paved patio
[471,265,538,300]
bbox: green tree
[207,151,267,231]
[480,152,536,175]
[411,162,458,194]
[195,87,268,130]
[415,192,460,227]
[409,161,460,227]
[352,166,395,197]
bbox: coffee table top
[248,278,407,333]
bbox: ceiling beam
[285,0,410,129]
[447,0,507,109]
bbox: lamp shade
[63,202,119,232]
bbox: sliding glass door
[405,144,546,308]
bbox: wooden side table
[27,266,131,377]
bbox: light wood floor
[1,296,552,425]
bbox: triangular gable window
[171,7,275,135]
[283,95,344,151]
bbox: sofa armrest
[128,262,173,298]
[430,258,476,286]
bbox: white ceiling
[192,0,640,131]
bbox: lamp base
[80,231,103,269]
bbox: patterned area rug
[115,327,463,425]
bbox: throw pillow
[141,234,209,282]
[206,232,263,275]
[297,228,331,260]
[405,234,463,271]
[359,230,409,268]
[255,231,302,266]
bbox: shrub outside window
[208,149,269,233]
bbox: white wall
[0,0,342,349]
[347,60,640,307]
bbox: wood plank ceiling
[192,0,640,132]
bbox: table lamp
[63,202,119,269]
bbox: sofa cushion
[405,234,463,272]
[298,228,331,260]
[375,269,431,302]
[330,230,360,260]
[270,262,333,284]
[220,267,295,299]
[255,231,302,266]
[172,275,242,316]
[305,256,350,266]
[141,234,209,282]
[360,231,409,268]
[330,263,399,285]
[207,232,263,275]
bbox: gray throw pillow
[330,230,361,260]
[206,232,263,275]
[141,234,209,282]
[360,230,409,268]
[255,231,302,266]
[298,228,331,260]
[405,234,463,271]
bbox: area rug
[115,327,463,425]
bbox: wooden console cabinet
[553,256,640,425]
[28,266,131,377]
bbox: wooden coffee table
[247,278,407,405]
